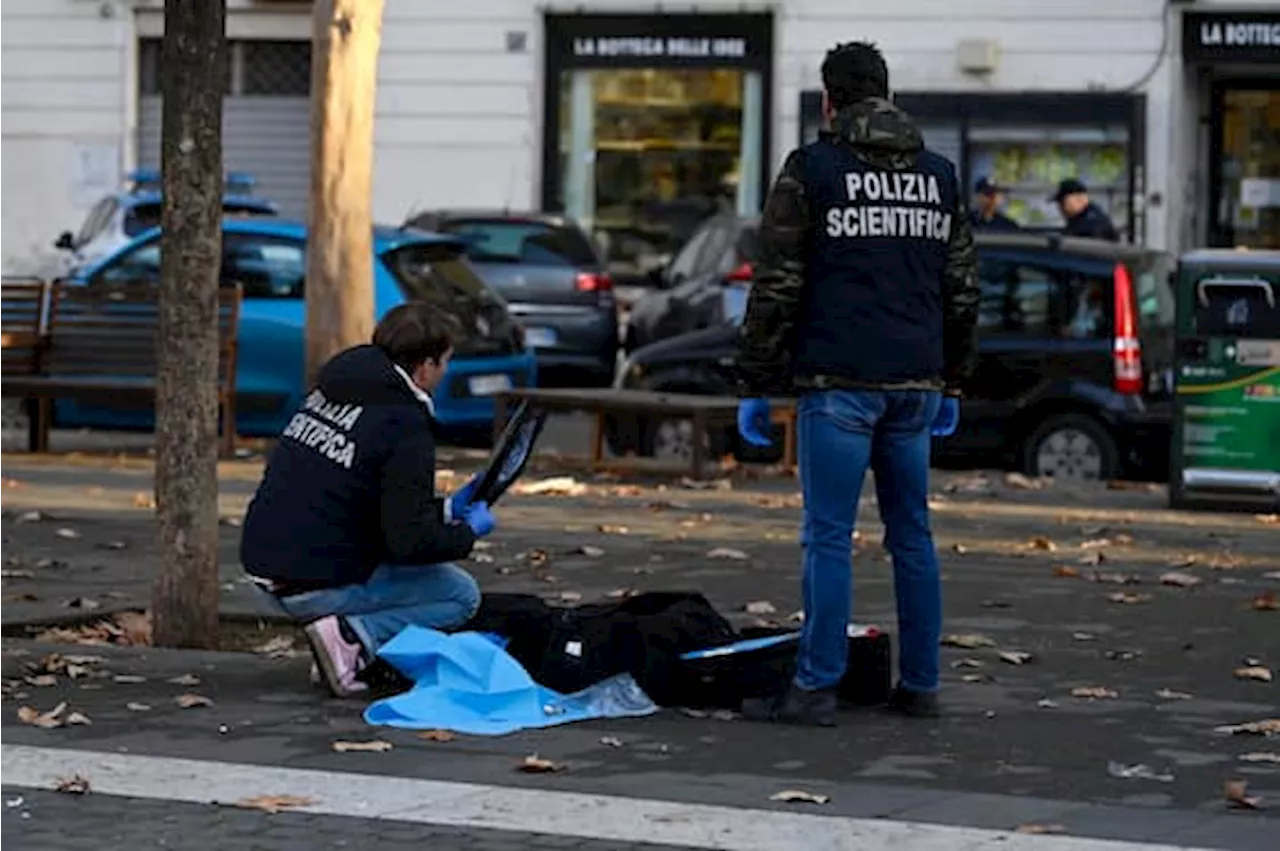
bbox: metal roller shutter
[136,40,311,220]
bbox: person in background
[240,303,495,697]
[970,177,1020,231]
[1052,178,1119,242]
[733,41,980,726]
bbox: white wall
[1,0,132,275]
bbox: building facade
[2,0,1277,276]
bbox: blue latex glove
[736,398,773,447]
[448,474,483,519]
[931,397,960,437]
[464,501,495,538]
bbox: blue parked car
[53,170,279,277]
[57,218,536,441]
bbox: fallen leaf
[1015,824,1066,835]
[1071,686,1119,699]
[1251,591,1278,611]
[17,702,67,728]
[518,754,564,773]
[1169,555,1198,568]
[1215,719,1280,736]
[1239,752,1280,764]
[513,477,588,497]
[416,729,456,742]
[235,794,315,814]
[941,633,996,649]
[16,510,45,523]
[576,545,605,558]
[952,543,969,555]
[1105,649,1142,662]
[1107,592,1151,605]
[126,702,151,712]
[0,569,34,579]
[96,540,128,551]
[1004,473,1046,490]
[597,524,629,535]
[951,658,984,669]
[1053,565,1080,578]
[961,673,993,683]
[521,549,551,569]
[1036,698,1059,709]
[1159,571,1201,589]
[769,789,830,805]
[1255,514,1279,525]
[599,736,624,748]
[132,492,156,509]
[1025,536,1057,552]
[24,675,57,687]
[252,636,300,657]
[65,711,91,726]
[332,740,393,753]
[679,477,732,491]
[1079,538,1111,549]
[1092,571,1138,585]
[744,600,776,616]
[54,528,81,540]
[113,611,152,646]
[1072,632,1097,641]
[54,775,90,795]
[1155,688,1192,700]
[1234,666,1273,683]
[175,693,213,709]
[62,597,100,611]
[606,587,639,599]
[1107,761,1173,782]
[1224,779,1261,810]
[707,547,749,560]
[167,674,200,686]
[999,651,1034,666]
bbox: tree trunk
[152,0,227,650]
[305,0,384,384]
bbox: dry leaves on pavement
[332,740,393,753]
[606,587,639,599]
[1159,571,1201,589]
[1107,761,1173,782]
[1071,686,1119,700]
[54,527,81,540]
[54,775,90,795]
[167,674,200,686]
[1224,779,1261,810]
[1214,719,1280,736]
[518,754,564,773]
[743,600,776,616]
[941,634,996,649]
[513,477,588,497]
[416,729,457,742]
[1240,752,1280,764]
[126,702,151,712]
[1155,688,1192,700]
[1025,536,1057,552]
[1004,472,1047,490]
[769,789,830,805]
[998,651,1034,666]
[235,794,316,814]
[1255,513,1279,525]
[1234,666,1274,683]
[597,524,629,535]
[1107,592,1152,605]
[1251,591,1278,611]
[576,545,605,558]
[1015,824,1066,835]
[253,635,302,658]
[16,702,91,728]
[707,547,749,560]
[175,693,214,709]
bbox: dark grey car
[405,211,619,385]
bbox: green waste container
[1169,250,1280,511]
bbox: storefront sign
[1183,11,1280,63]
[547,13,771,68]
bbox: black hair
[820,41,889,110]
[373,302,458,371]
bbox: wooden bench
[0,281,243,456]
[1,278,54,450]
[494,387,797,479]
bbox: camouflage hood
[824,97,923,170]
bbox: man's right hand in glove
[464,501,495,538]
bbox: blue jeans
[272,563,481,655]
[795,389,943,694]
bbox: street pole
[304,0,384,384]
[152,0,227,649]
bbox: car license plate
[468,374,513,396]
[524,327,557,348]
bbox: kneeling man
[241,303,495,696]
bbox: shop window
[1213,88,1280,250]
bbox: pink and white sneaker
[303,616,369,698]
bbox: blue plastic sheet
[363,626,657,736]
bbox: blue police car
[53,170,279,276]
[58,218,536,440]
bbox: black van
[610,232,1176,481]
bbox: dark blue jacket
[737,98,980,395]
[1064,203,1120,242]
[240,345,475,590]
[794,143,959,385]
[971,210,1021,232]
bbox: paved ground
[2,450,1277,849]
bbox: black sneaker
[885,685,940,718]
[742,685,837,727]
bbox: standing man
[1052,178,1120,241]
[970,177,1020,231]
[241,303,495,697]
[734,41,980,726]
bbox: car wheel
[1021,413,1119,482]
